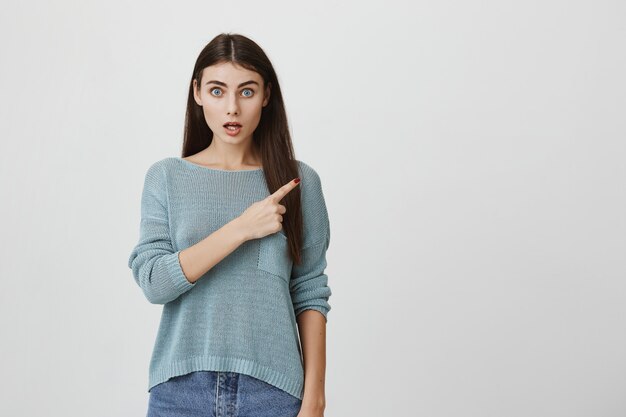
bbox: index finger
[269,177,301,202]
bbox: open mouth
[223,122,243,135]
[224,122,242,131]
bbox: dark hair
[182,33,304,264]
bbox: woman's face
[193,62,270,147]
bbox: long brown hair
[182,33,304,265]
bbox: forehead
[201,62,262,84]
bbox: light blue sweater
[128,157,332,400]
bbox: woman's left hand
[296,407,324,417]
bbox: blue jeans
[147,371,303,417]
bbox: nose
[227,93,239,116]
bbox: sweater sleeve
[128,161,196,304]
[289,166,332,322]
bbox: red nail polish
[294,178,301,184]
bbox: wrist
[301,393,326,411]
[228,217,250,244]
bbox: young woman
[128,33,332,417]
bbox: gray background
[1,0,624,416]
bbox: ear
[262,82,271,107]
[192,79,202,106]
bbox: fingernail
[294,178,301,184]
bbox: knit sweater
[127,156,332,400]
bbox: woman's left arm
[289,165,332,416]
[291,235,331,416]
[297,310,327,413]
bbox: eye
[210,87,222,96]
[242,88,254,97]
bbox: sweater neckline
[176,157,263,173]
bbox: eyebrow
[204,80,259,88]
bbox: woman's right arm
[128,162,299,304]
[128,162,255,304]
[177,219,249,283]
[128,163,195,304]
[180,177,301,282]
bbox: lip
[223,122,242,127]
[224,125,242,136]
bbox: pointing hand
[236,178,301,240]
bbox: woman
[128,33,332,417]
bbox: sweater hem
[148,355,304,400]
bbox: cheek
[201,101,221,118]
[202,111,223,130]
[243,98,264,113]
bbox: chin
[216,134,246,145]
